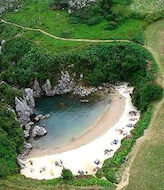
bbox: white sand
[21,83,140,180]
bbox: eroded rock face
[18,141,33,159]
[54,71,75,95]
[32,125,47,138]
[15,88,35,126]
[41,71,75,96]
[68,0,97,13]
[73,85,97,97]
[15,97,32,125]
[24,88,35,109]
[33,79,43,98]
[0,0,20,14]
[42,79,54,96]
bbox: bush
[132,83,163,112]
[61,168,73,180]
[104,21,118,30]
[0,103,24,178]
[51,0,69,10]
[0,82,23,107]
[87,16,103,25]
[141,10,164,30]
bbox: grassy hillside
[131,0,164,13]
[126,19,164,190]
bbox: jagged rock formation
[0,0,20,14]
[69,0,97,13]
[15,88,35,126]
[42,79,54,96]
[53,71,75,95]
[73,85,97,97]
[32,125,47,138]
[18,141,33,159]
[41,71,75,96]
[15,97,33,126]
[33,78,43,98]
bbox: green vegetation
[61,168,73,180]
[133,83,163,112]
[2,0,143,44]
[141,10,164,30]
[126,18,164,190]
[0,0,164,188]
[0,103,24,178]
[0,39,158,88]
[131,0,164,13]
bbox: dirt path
[116,24,164,190]
[0,18,132,43]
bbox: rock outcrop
[41,71,75,96]
[15,88,35,126]
[73,85,97,97]
[68,0,97,13]
[15,97,32,126]
[18,141,33,159]
[53,71,75,95]
[42,79,54,96]
[32,125,47,138]
[33,79,43,98]
[24,88,35,109]
[0,0,20,14]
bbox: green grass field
[2,0,142,40]
[126,19,164,190]
[131,0,164,13]
[0,0,164,189]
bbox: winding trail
[1,17,161,189]
[0,18,133,43]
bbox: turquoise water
[30,95,110,152]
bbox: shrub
[61,168,73,180]
[0,103,24,178]
[104,21,118,30]
[87,16,103,25]
[141,10,164,30]
[0,82,23,107]
[51,0,69,10]
[132,83,163,112]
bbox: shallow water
[30,95,111,153]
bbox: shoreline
[28,91,125,157]
[21,84,140,180]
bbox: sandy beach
[21,84,140,180]
[29,91,125,157]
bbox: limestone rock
[24,130,30,138]
[18,141,33,159]
[33,79,43,97]
[42,79,54,96]
[73,85,97,97]
[24,88,35,109]
[15,97,32,125]
[32,125,47,137]
[69,0,97,13]
[53,71,75,95]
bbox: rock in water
[32,125,47,137]
[33,79,43,98]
